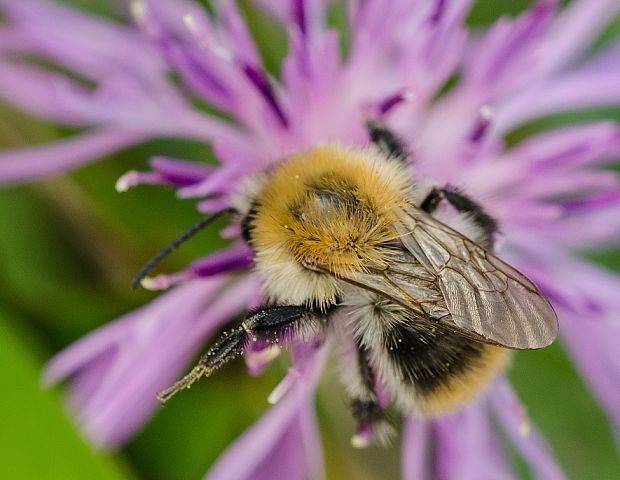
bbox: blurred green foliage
[0,308,129,480]
[0,1,619,479]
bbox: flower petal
[435,402,515,480]
[561,311,620,429]
[490,379,566,480]
[142,244,254,291]
[0,0,163,79]
[541,0,620,73]
[45,275,260,448]
[464,1,557,95]
[494,46,620,132]
[0,129,145,184]
[401,417,433,480]
[206,344,326,480]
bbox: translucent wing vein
[394,206,558,349]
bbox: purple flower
[2,0,620,478]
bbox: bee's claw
[156,365,210,404]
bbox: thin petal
[561,311,620,429]
[206,344,327,480]
[0,60,92,125]
[494,48,620,132]
[401,417,433,480]
[0,129,145,184]
[501,122,620,171]
[541,0,620,72]
[434,402,515,480]
[142,245,254,291]
[464,2,557,95]
[116,156,214,191]
[0,26,33,54]
[490,379,566,480]
[44,279,228,388]
[45,275,260,448]
[0,0,163,79]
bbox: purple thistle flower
[1,0,620,478]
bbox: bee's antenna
[131,208,236,289]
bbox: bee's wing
[334,206,558,349]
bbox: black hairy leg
[356,340,378,398]
[157,305,326,403]
[366,120,409,163]
[419,186,444,214]
[420,186,498,248]
[349,339,393,447]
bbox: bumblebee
[143,122,558,446]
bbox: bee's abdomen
[383,322,485,394]
[350,294,510,416]
[380,320,509,415]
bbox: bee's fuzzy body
[238,143,510,418]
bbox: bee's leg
[366,120,409,163]
[420,186,498,247]
[157,305,325,403]
[419,186,444,213]
[348,339,393,448]
[441,186,498,243]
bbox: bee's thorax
[245,143,412,307]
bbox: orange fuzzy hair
[252,143,413,278]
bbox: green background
[0,1,619,479]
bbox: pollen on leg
[156,364,211,404]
